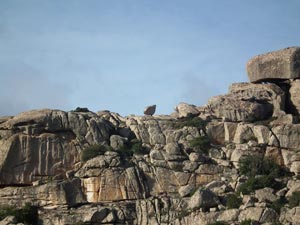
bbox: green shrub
[239,155,283,178]
[0,205,15,220]
[238,155,285,194]
[240,219,252,225]
[81,144,109,162]
[72,107,89,112]
[118,139,149,158]
[226,193,242,209]
[189,136,211,155]
[207,221,227,225]
[238,175,283,195]
[269,196,287,213]
[174,117,207,129]
[0,203,38,225]
[288,191,300,208]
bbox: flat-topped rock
[247,47,300,82]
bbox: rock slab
[247,47,300,82]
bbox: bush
[81,144,109,162]
[174,117,207,129]
[226,194,242,209]
[237,175,282,195]
[118,139,149,158]
[239,155,283,178]
[207,221,227,225]
[0,203,38,225]
[270,196,287,213]
[288,191,300,208]
[189,136,211,155]
[240,219,252,225]
[237,155,285,194]
[72,107,89,112]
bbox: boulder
[239,207,264,222]
[143,105,156,116]
[286,180,300,197]
[229,82,285,116]
[208,95,273,122]
[207,122,225,145]
[110,135,127,150]
[175,102,199,118]
[0,216,16,225]
[0,178,86,208]
[279,206,300,224]
[255,188,277,203]
[189,188,219,209]
[269,124,300,149]
[247,47,300,82]
[178,184,195,197]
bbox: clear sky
[0,0,299,116]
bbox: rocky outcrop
[0,109,113,185]
[247,47,300,82]
[3,47,300,225]
[207,82,285,122]
[175,102,199,118]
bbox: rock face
[0,109,113,185]
[247,47,300,82]
[3,47,300,225]
[207,82,284,122]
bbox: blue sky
[0,0,299,116]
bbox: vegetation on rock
[240,219,252,225]
[269,196,287,213]
[0,203,38,225]
[118,139,149,157]
[72,107,90,112]
[173,116,207,129]
[189,136,211,155]
[238,155,286,194]
[81,144,110,162]
[239,155,283,178]
[207,221,227,225]
[226,193,242,209]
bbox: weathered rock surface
[0,109,113,185]
[247,47,300,82]
[2,47,300,225]
[175,102,199,118]
[208,95,270,122]
[289,79,300,114]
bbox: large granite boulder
[207,82,286,122]
[229,82,285,116]
[175,102,199,118]
[247,47,300,82]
